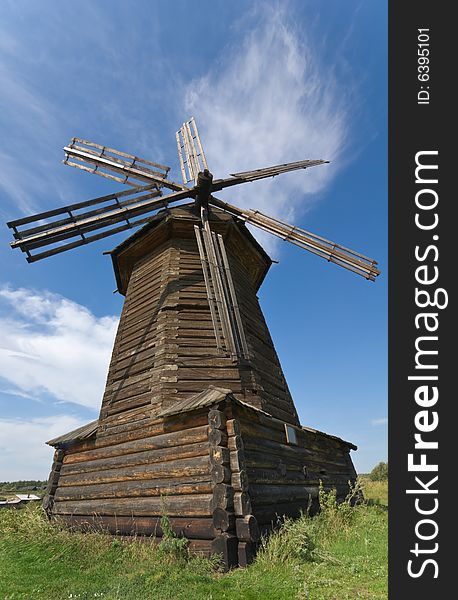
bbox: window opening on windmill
[285,424,298,445]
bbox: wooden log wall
[42,449,64,514]
[47,397,358,569]
[230,402,357,529]
[224,224,300,425]
[48,411,216,556]
[98,207,300,438]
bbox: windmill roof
[46,420,98,448]
[104,202,272,295]
[156,386,234,418]
[45,389,356,451]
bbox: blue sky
[0,0,387,479]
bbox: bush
[156,514,188,561]
[369,461,388,481]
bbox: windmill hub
[195,168,213,211]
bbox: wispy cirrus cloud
[184,4,352,251]
[371,417,388,426]
[0,286,118,409]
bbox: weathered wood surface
[211,533,238,571]
[238,541,256,567]
[54,479,212,502]
[63,425,209,464]
[60,441,209,476]
[94,210,301,430]
[211,484,233,510]
[55,514,216,539]
[235,515,260,542]
[253,502,309,525]
[53,494,213,517]
[212,508,235,532]
[86,410,209,447]
[58,454,211,487]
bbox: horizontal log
[94,410,210,447]
[55,514,216,539]
[54,479,212,502]
[208,409,226,429]
[103,391,152,417]
[99,402,152,428]
[208,429,227,447]
[238,420,289,445]
[188,539,214,557]
[236,515,259,542]
[52,494,213,517]
[233,492,252,517]
[227,435,244,452]
[212,508,235,532]
[249,484,313,504]
[226,419,240,437]
[258,400,298,425]
[231,470,248,492]
[246,466,307,485]
[235,403,351,452]
[229,450,246,472]
[209,446,230,466]
[242,447,309,470]
[253,502,309,525]
[58,455,211,487]
[173,380,243,393]
[61,441,209,475]
[211,484,234,510]
[211,464,231,485]
[211,533,238,570]
[105,368,151,395]
[64,425,209,465]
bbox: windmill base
[44,388,358,570]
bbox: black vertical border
[389,2,452,597]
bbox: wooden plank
[54,479,212,501]
[58,455,211,487]
[55,514,215,539]
[97,411,210,443]
[60,441,210,476]
[211,534,238,571]
[53,494,213,517]
[63,425,209,464]
[235,516,260,542]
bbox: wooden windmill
[7,118,380,568]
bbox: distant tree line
[0,480,47,492]
[369,462,388,481]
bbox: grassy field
[0,480,387,600]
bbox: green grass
[0,481,387,600]
[360,477,389,507]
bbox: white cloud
[371,417,388,426]
[0,286,118,409]
[0,415,87,480]
[184,5,351,252]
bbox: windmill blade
[8,187,193,262]
[176,117,209,185]
[210,159,329,192]
[64,138,187,193]
[209,197,380,281]
[194,207,249,361]
[213,231,250,360]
